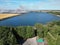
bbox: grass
[0,14,19,20]
[46,32,60,45]
[47,12,60,16]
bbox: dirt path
[48,32,56,40]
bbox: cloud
[0,0,60,10]
[21,0,60,10]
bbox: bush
[0,27,17,45]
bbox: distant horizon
[0,0,60,10]
[0,9,60,11]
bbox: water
[0,12,60,26]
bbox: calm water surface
[0,12,60,26]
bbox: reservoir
[0,12,60,26]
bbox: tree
[35,24,44,38]
[25,26,34,38]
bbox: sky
[0,0,60,10]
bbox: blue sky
[0,0,60,10]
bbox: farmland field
[0,14,19,20]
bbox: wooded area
[0,21,60,45]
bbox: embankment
[0,14,20,20]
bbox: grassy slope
[0,14,19,20]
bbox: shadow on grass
[12,28,26,45]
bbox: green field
[47,12,60,15]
